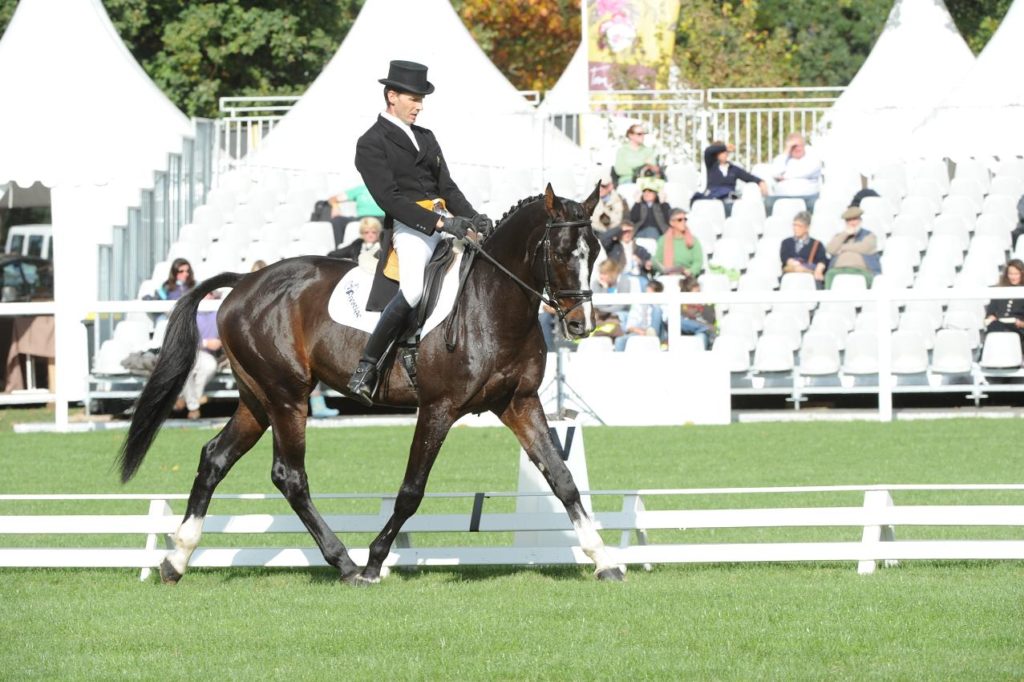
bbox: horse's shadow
[204,564,593,586]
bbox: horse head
[539,182,601,339]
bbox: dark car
[0,255,54,302]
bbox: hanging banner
[587,0,681,90]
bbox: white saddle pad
[327,251,464,339]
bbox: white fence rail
[1,485,1022,578]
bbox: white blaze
[574,235,595,333]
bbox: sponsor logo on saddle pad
[327,251,464,337]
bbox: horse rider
[346,59,492,406]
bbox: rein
[464,217,593,322]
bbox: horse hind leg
[160,399,268,584]
[499,395,625,581]
[267,406,361,581]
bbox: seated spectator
[612,124,661,185]
[679,276,716,349]
[150,258,195,301]
[329,216,382,269]
[654,208,704,278]
[591,259,632,325]
[1011,195,1024,251]
[825,206,880,289]
[323,184,385,247]
[692,141,767,217]
[591,174,629,233]
[984,258,1024,349]
[629,179,671,239]
[600,220,654,286]
[615,280,665,351]
[766,133,822,213]
[174,292,221,420]
[780,211,828,288]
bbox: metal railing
[210,87,845,177]
[98,119,215,301]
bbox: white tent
[538,42,588,116]
[0,0,192,424]
[909,0,1024,159]
[816,0,975,174]
[253,0,587,205]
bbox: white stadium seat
[624,335,662,353]
[712,334,751,372]
[980,332,1023,369]
[799,331,841,375]
[753,334,795,372]
[842,330,879,375]
[576,336,615,353]
[897,311,938,350]
[931,329,973,374]
[890,330,929,374]
[762,311,803,351]
[719,312,759,351]
[769,197,807,224]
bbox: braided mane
[492,194,545,233]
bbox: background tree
[946,0,1013,53]
[452,0,580,92]
[675,0,797,88]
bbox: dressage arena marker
[2,484,1023,580]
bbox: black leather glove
[440,215,473,239]
[471,213,494,236]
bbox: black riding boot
[346,292,415,406]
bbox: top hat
[379,60,435,95]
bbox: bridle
[465,216,594,325]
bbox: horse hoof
[159,559,183,585]
[595,566,626,582]
[344,573,381,587]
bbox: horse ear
[582,182,600,216]
[544,183,557,214]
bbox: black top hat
[379,60,435,95]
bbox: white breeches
[182,350,218,410]
[393,221,445,307]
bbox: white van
[4,224,52,260]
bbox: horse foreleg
[499,394,625,581]
[357,407,454,584]
[161,403,266,584]
[268,410,361,581]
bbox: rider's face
[388,91,424,125]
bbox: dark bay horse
[118,184,626,584]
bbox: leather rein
[464,217,594,324]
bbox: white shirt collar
[382,111,419,151]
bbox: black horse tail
[117,272,244,483]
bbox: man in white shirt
[767,132,822,213]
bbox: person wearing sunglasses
[612,124,661,185]
[152,258,196,301]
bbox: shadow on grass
[189,563,596,586]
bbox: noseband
[465,217,594,324]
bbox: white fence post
[620,493,653,572]
[858,489,898,575]
[139,498,175,581]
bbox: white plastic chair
[623,335,662,353]
[908,159,950,193]
[979,332,1023,369]
[712,334,751,372]
[842,330,879,375]
[799,331,841,375]
[808,310,851,349]
[719,312,759,351]
[576,336,615,353]
[753,334,795,372]
[951,159,991,193]
[941,311,981,349]
[769,197,807,224]
[988,175,1024,197]
[762,311,803,351]
[890,330,929,374]
[931,329,973,374]
[710,238,749,271]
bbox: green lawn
[1,419,1023,679]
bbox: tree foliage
[675,0,797,88]
[946,0,1013,54]
[452,0,581,92]
[0,0,1016,114]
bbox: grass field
[1,417,1023,679]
